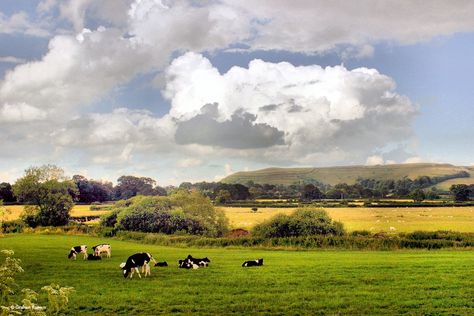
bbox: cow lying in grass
[187,255,210,267]
[120,253,156,278]
[178,259,199,269]
[154,261,168,267]
[178,255,211,269]
[68,245,88,260]
[87,254,101,260]
[242,258,263,267]
[92,244,111,258]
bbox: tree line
[1,168,473,206]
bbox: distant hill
[429,167,474,190]
[221,163,473,187]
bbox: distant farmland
[4,204,474,233]
[221,206,474,232]
[1,205,110,221]
[221,163,473,186]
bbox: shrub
[90,203,102,210]
[101,192,229,237]
[252,208,345,238]
[351,230,372,237]
[1,250,74,315]
[1,220,25,233]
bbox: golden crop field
[3,204,474,233]
[220,206,474,232]
[1,205,111,221]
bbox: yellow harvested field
[221,206,474,232]
[1,205,111,221]
[3,204,474,233]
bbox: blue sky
[0,1,473,185]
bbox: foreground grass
[1,234,473,315]
[222,206,474,232]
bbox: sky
[0,0,473,185]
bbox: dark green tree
[409,188,426,202]
[302,184,322,200]
[450,184,470,201]
[13,165,78,226]
[0,182,15,203]
[115,175,165,200]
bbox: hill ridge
[221,163,472,186]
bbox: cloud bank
[164,53,417,163]
[3,0,470,182]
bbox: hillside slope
[221,163,471,186]
[430,167,474,190]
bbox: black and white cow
[121,253,156,278]
[68,245,88,260]
[187,255,211,267]
[242,258,263,267]
[154,261,168,267]
[87,254,102,261]
[178,258,199,269]
[92,244,111,258]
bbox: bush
[1,220,25,233]
[351,230,372,237]
[100,192,229,237]
[90,203,102,210]
[252,208,345,238]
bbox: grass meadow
[1,234,473,315]
[222,206,474,232]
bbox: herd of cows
[68,243,264,279]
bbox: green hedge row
[111,230,474,250]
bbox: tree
[13,165,78,227]
[409,188,426,202]
[72,175,114,203]
[425,188,440,200]
[215,190,232,204]
[0,183,15,203]
[450,184,470,202]
[302,184,322,201]
[115,175,165,200]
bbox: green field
[223,206,474,232]
[1,234,473,315]
[222,163,471,185]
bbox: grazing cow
[154,261,168,267]
[68,245,87,260]
[187,255,210,267]
[178,259,199,269]
[242,258,263,267]
[92,244,111,258]
[121,253,156,278]
[87,254,102,261]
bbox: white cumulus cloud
[366,155,385,166]
[164,53,417,163]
